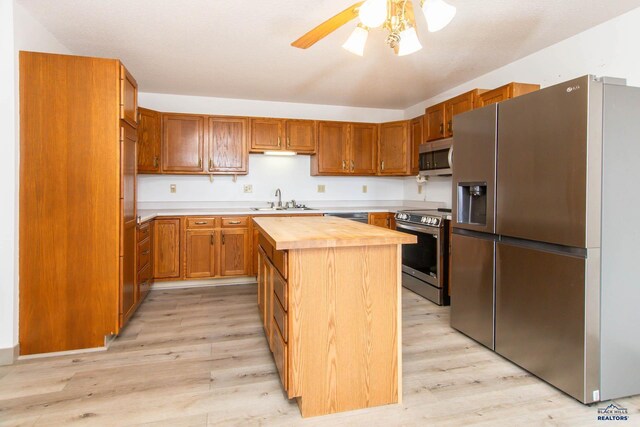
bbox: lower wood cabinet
[368,212,394,229]
[186,229,217,278]
[153,218,181,279]
[136,220,153,304]
[220,228,250,276]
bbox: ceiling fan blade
[291,2,364,49]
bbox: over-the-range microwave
[419,138,453,176]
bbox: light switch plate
[362,185,368,193]
[170,184,177,193]
[243,184,253,193]
[317,184,326,193]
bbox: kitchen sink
[250,207,316,211]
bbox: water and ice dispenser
[457,182,487,225]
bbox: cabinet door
[250,118,284,151]
[350,123,377,175]
[314,121,349,174]
[186,230,216,278]
[162,115,204,173]
[410,116,423,174]
[153,218,181,279]
[220,228,250,276]
[368,212,391,228]
[477,86,509,107]
[425,102,446,141]
[378,121,410,175]
[444,91,477,137]
[120,64,138,128]
[138,108,161,173]
[208,117,248,173]
[285,120,316,154]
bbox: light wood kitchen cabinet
[153,218,181,279]
[425,102,446,142]
[186,229,217,278]
[207,117,248,174]
[220,228,250,276]
[444,89,486,137]
[410,116,423,174]
[162,114,205,173]
[476,82,540,107]
[350,123,378,175]
[312,121,349,174]
[137,220,153,303]
[368,212,394,229]
[250,118,317,154]
[138,107,161,173]
[19,52,139,354]
[378,120,411,175]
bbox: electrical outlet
[418,185,423,194]
[362,185,368,194]
[243,184,253,193]
[317,184,326,193]
[170,184,177,193]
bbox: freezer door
[450,230,495,349]
[452,105,498,234]
[497,75,600,248]
[495,241,589,402]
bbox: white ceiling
[18,0,640,109]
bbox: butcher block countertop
[253,216,417,250]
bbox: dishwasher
[323,212,369,224]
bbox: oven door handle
[395,222,439,237]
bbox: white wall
[1,0,73,356]
[138,92,407,204]
[403,6,640,206]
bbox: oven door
[395,222,442,288]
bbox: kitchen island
[253,216,416,417]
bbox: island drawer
[137,221,150,242]
[137,263,152,284]
[221,216,248,228]
[271,317,288,390]
[259,234,274,259]
[186,217,218,229]
[272,296,288,342]
[137,238,151,270]
[273,270,287,308]
[258,233,288,279]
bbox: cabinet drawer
[138,263,152,284]
[273,250,288,280]
[271,317,288,390]
[272,294,288,342]
[221,216,248,227]
[137,221,150,242]
[259,233,274,259]
[137,238,151,270]
[273,269,287,309]
[186,217,217,229]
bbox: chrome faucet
[275,188,282,208]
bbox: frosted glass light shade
[397,27,422,56]
[342,25,369,56]
[422,0,456,32]
[359,0,387,28]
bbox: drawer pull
[195,221,208,225]
[228,220,241,225]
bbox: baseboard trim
[0,344,19,366]
[151,277,257,290]
[18,345,107,361]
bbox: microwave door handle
[448,146,453,168]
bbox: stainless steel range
[394,209,450,306]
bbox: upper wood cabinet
[476,82,540,108]
[162,114,205,173]
[350,123,378,175]
[312,121,349,174]
[208,117,248,174]
[120,65,138,128]
[250,118,317,154]
[138,108,161,173]
[250,118,284,151]
[410,116,423,175]
[425,102,446,142]
[378,120,411,176]
[444,89,485,137]
[154,218,181,279]
[285,120,316,153]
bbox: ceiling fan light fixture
[358,0,388,28]
[421,0,456,32]
[342,24,369,56]
[397,26,422,56]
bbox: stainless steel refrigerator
[451,75,640,404]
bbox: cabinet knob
[210,234,215,245]
[286,137,290,147]
[350,160,355,172]
[439,123,444,135]
[198,158,202,168]
[209,159,213,170]
[381,160,385,171]
[277,137,281,148]
[342,160,347,170]
[153,156,159,169]
[222,234,226,245]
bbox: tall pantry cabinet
[19,52,139,355]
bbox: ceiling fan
[291,0,457,56]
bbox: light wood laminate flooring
[1,285,638,426]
